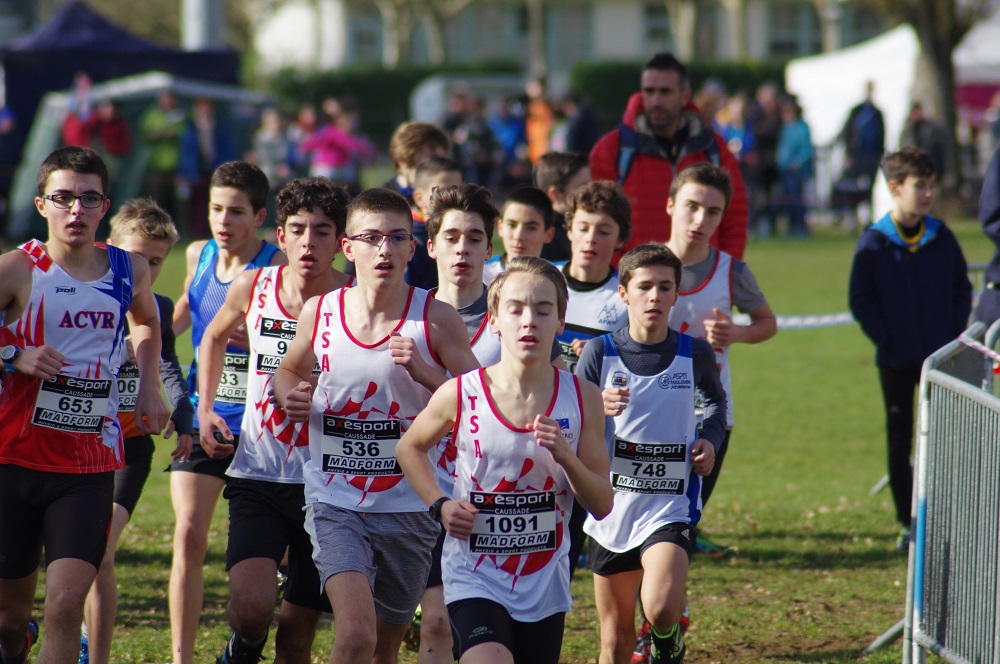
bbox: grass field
[29,217,994,663]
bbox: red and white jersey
[668,250,735,427]
[0,240,132,473]
[442,367,582,622]
[305,286,441,512]
[470,317,502,368]
[230,267,351,483]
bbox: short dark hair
[425,183,499,241]
[211,161,270,213]
[413,156,462,191]
[487,255,568,320]
[534,152,588,193]
[389,122,451,169]
[618,242,682,289]
[501,187,554,230]
[564,180,632,243]
[669,163,733,209]
[37,146,109,195]
[276,177,351,235]
[882,146,935,183]
[346,187,413,234]
[644,52,689,89]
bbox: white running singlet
[305,286,441,512]
[554,261,627,373]
[0,240,132,473]
[584,333,701,553]
[443,367,582,622]
[668,250,734,426]
[229,267,352,483]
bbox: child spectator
[849,146,972,550]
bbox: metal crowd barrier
[902,321,1000,664]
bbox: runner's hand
[441,499,478,539]
[283,381,313,422]
[199,413,234,458]
[691,438,715,476]
[602,387,630,417]
[13,345,64,379]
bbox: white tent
[786,18,1000,216]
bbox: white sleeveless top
[584,333,702,552]
[668,251,734,427]
[432,312,501,497]
[229,266,327,483]
[442,367,582,622]
[554,261,628,373]
[304,286,440,512]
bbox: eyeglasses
[348,232,414,247]
[41,193,106,209]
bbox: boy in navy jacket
[849,146,971,549]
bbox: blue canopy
[11,1,172,53]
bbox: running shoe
[79,629,89,664]
[216,632,265,664]
[694,533,736,557]
[27,619,39,656]
[896,528,911,553]
[650,623,685,664]
[403,604,422,652]
[632,620,651,663]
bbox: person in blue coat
[976,145,1000,325]
[849,147,972,550]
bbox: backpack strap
[615,123,638,185]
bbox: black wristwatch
[428,497,449,522]
[1,345,21,373]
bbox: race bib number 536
[320,416,401,475]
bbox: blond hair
[108,198,180,246]
[487,256,568,320]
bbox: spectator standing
[86,100,132,185]
[140,91,186,225]
[776,97,814,238]
[300,103,374,188]
[562,93,601,155]
[900,102,948,183]
[178,98,236,237]
[976,145,1000,325]
[451,96,501,188]
[835,81,885,231]
[745,83,783,238]
[252,108,294,224]
[589,52,749,259]
[489,97,531,189]
[849,147,971,550]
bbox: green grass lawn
[33,218,994,663]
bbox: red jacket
[590,93,748,259]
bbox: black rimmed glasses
[348,232,414,247]
[41,193,106,209]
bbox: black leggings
[879,364,922,528]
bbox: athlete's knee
[419,607,452,649]
[172,519,209,559]
[331,621,376,660]
[227,595,274,638]
[600,622,635,662]
[44,583,89,625]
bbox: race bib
[215,353,249,404]
[117,363,140,413]
[256,316,295,374]
[469,490,557,555]
[33,374,112,433]
[610,438,687,495]
[320,416,401,476]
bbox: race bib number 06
[320,416,401,476]
[33,374,112,433]
[117,363,140,413]
[469,490,557,555]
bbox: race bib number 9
[33,374,112,433]
[117,363,140,413]
[611,438,687,495]
[469,490,557,555]
[215,353,249,404]
[320,416,401,475]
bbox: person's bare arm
[427,298,480,379]
[273,296,321,422]
[534,378,613,519]
[197,270,257,456]
[704,302,777,347]
[172,240,207,336]
[0,252,64,378]
[126,254,170,435]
